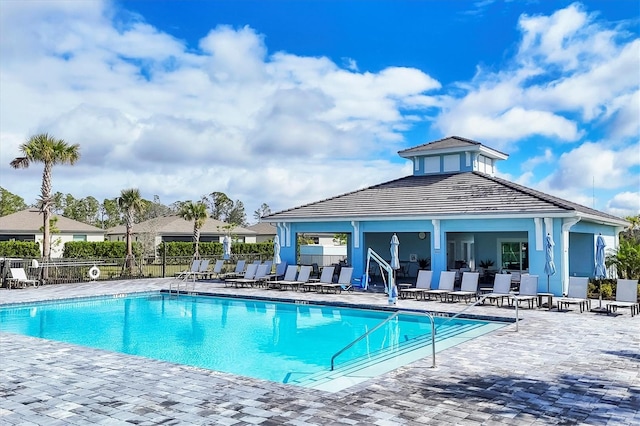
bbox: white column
[351,221,360,249]
[561,217,580,295]
[534,218,543,251]
[431,219,441,250]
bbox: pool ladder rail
[330,311,436,371]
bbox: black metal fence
[0,254,272,288]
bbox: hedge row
[63,241,144,258]
[158,241,274,257]
[0,241,40,257]
[1,240,275,259]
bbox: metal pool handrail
[331,312,398,371]
[330,310,437,371]
[436,293,519,332]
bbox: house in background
[106,215,256,255]
[264,136,628,296]
[0,209,105,258]
[246,222,277,243]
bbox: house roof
[247,222,277,235]
[398,136,509,160]
[0,209,105,233]
[105,215,256,236]
[264,172,627,226]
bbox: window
[424,157,439,173]
[499,241,528,271]
[443,154,460,172]
[73,235,87,242]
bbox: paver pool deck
[1,278,638,425]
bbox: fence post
[162,244,166,278]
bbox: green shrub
[0,241,40,257]
[158,241,274,257]
[63,241,142,258]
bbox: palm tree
[179,201,208,258]
[117,188,146,274]
[10,133,80,278]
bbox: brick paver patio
[1,278,638,425]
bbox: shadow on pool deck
[0,278,638,425]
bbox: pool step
[291,321,492,390]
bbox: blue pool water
[0,293,503,386]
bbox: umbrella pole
[547,275,550,294]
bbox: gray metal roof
[0,209,105,233]
[264,172,626,224]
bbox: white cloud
[606,192,640,218]
[544,141,640,191]
[0,0,438,218]
[434,2,639,149]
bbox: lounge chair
[284,265,313,291]
[606,279,639,317]
[302,266,334,292]
[320,267,353,293]
[193,259,210,281]
[232,263,270,288]
[271,265,299,290]
[175,259,201,280]
[510,274,538,308]
[398,270,433,300]
[220,260,246,279]
[556,277,590,312]
[482,273,512,307]
[423,271,456,301]
[208,259,225,280]
[447,272,480,303]
[8,268,39,288]
[224,263,258,288]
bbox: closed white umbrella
[544,234,556,293]
[594,234,607,311]
[223,235,231,260]
[273,235,281,286]
[389,234,400,304]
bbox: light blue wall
[279,216,619,295]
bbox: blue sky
[1,0,638,221]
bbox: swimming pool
[0,292,507,391]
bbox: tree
[606,238,640,279]
[179,201,208,258]
[207,192,233,220]
[228,200,247,226]
[10,133,80,269]
[117,188,146,274]
[0,187,27,216]
[100,198,121,229]
[253,203,271,222]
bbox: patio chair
[220,259,246,279]
[283,265,313,291]
[193,259,210,281]
[447,272,480,303]
[556,277,590,312]
[245,263,271,288]
[175,259,201,279]
[302,265,334,292]
[318,267,353,293]
[423,271,456,301]
[224,263,258,288]
[482,273,512,307]
[398,270,433,300]
[606,279,639,317]
[510,274,539,308]
[271,265,299,290]
[208,259,225,280]
[8,268,39,288]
